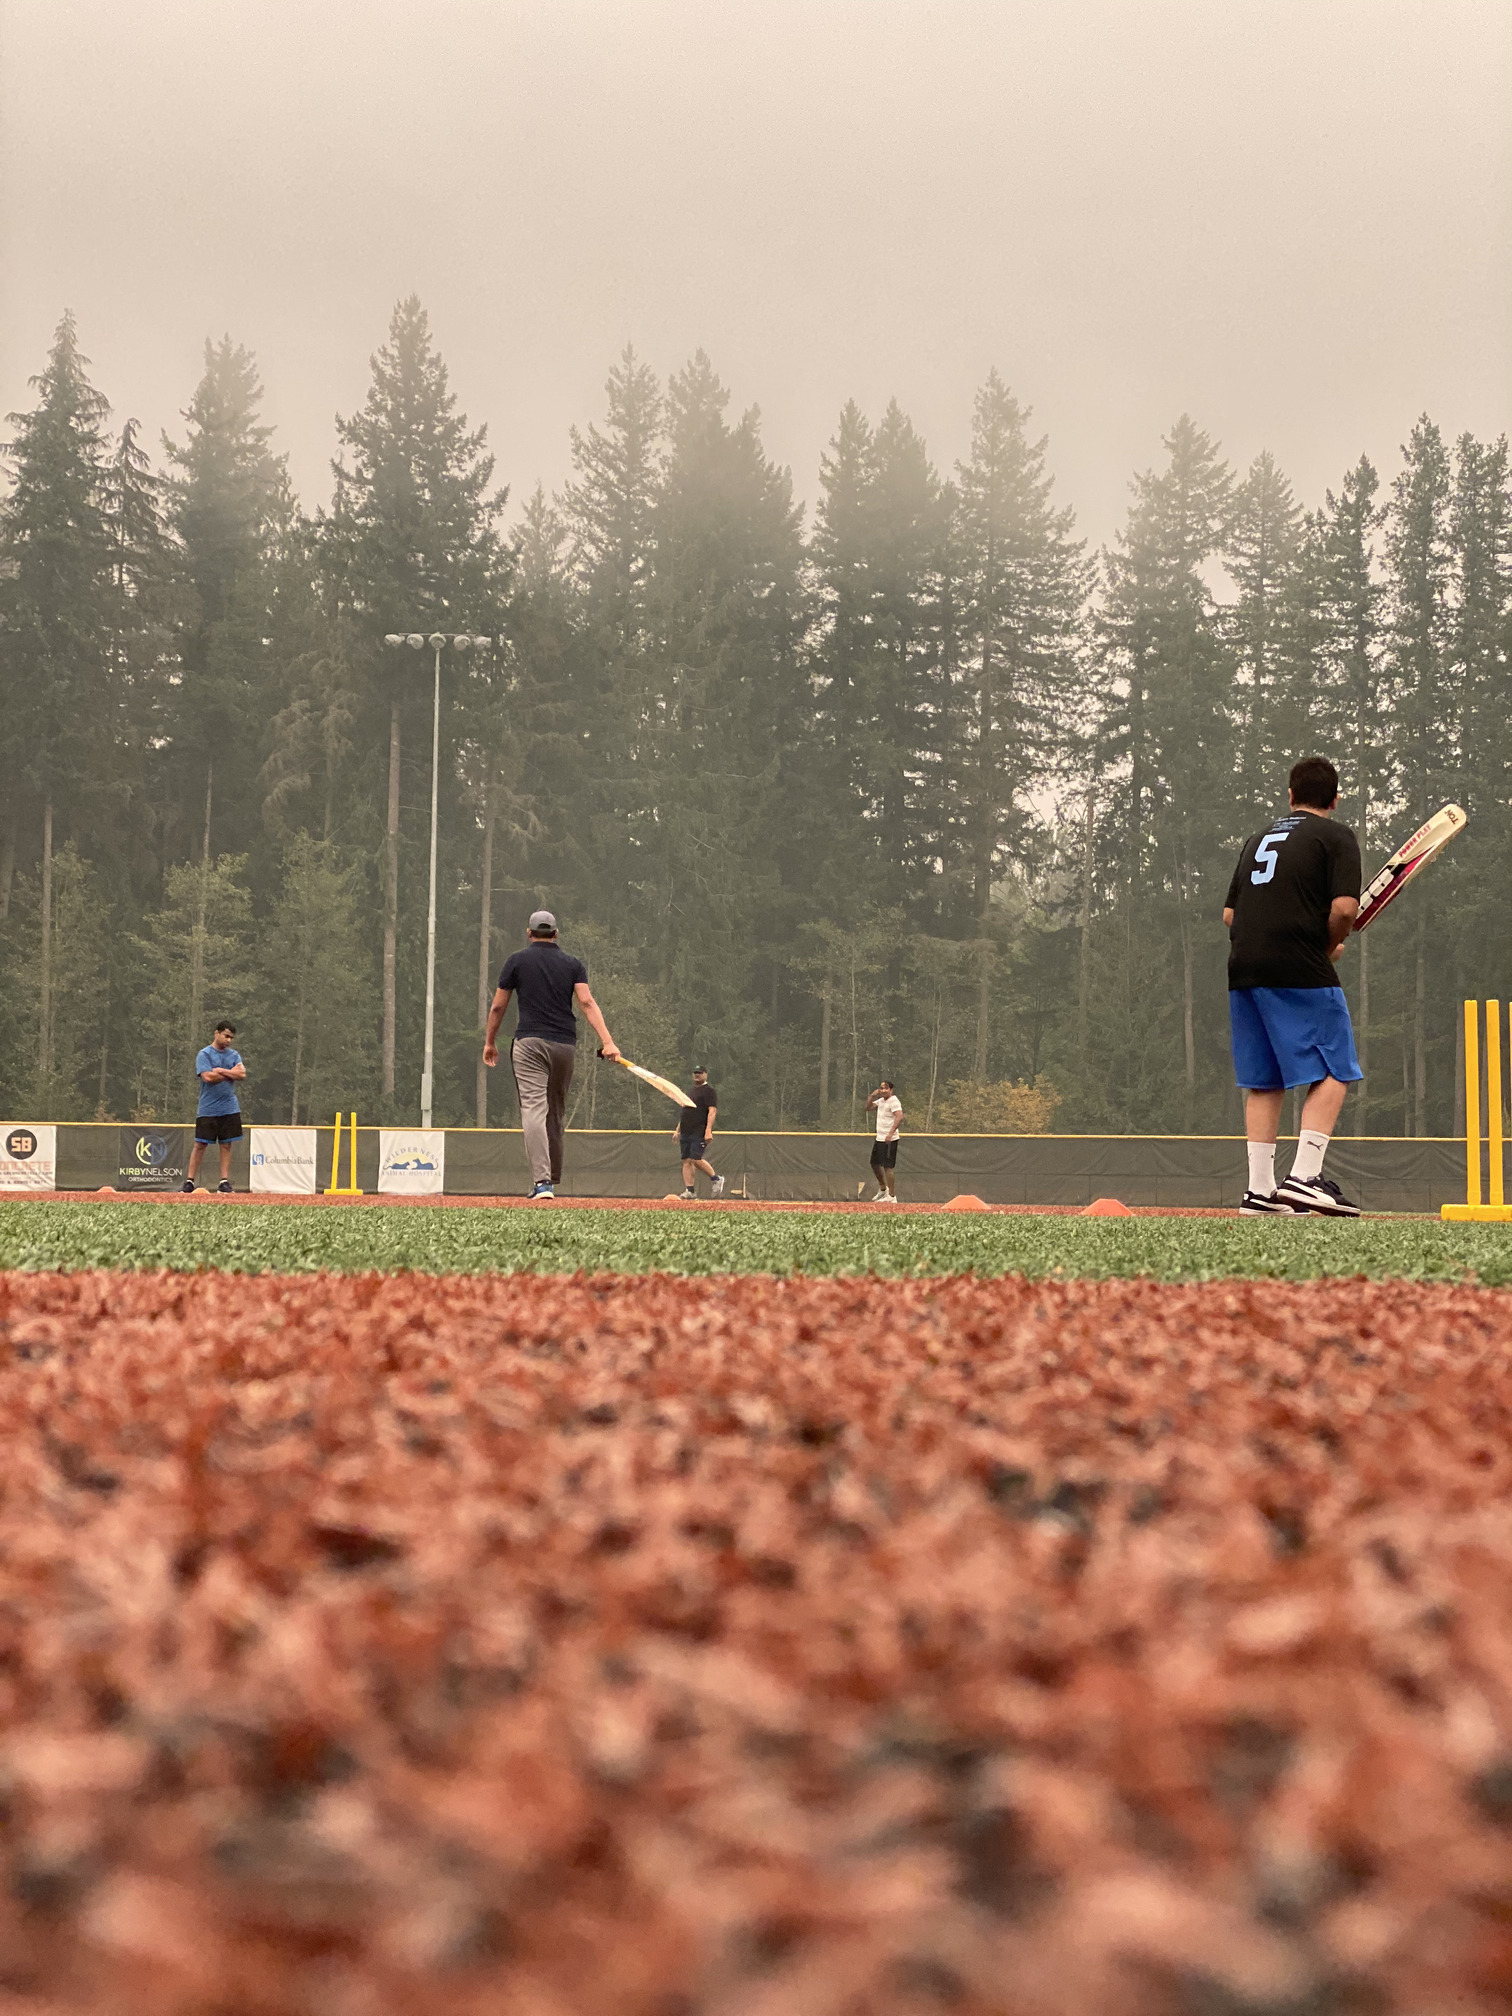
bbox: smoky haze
[2,0,1508,541]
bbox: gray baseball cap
[528,909,558,935]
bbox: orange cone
[943,1194,990,1212]
[1081,1197,1132,1216]
[662,1193,686,1203]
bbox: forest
[1,298,1507,1138]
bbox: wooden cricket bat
[1355,802,1466,931]
[597,1050,696,1108]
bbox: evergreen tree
[1226,450,1302,812]
[635,351,807,1112]
[1097,416,1235,1119]
[1385,417,1454,1130]
[132,855,254,1119]
[163,337,289,866]
[942,372,1085,1079]
[254,832,375,1122]
[0,312,112,1080]
[330,296,506,1111]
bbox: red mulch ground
[0,1268,1508,2014]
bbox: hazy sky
[3,0,1509,550]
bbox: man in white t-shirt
[864,1080,902,1201]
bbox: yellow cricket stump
[1442,1002,1512,1219]
[325,1111,363,1195]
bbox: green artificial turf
[1,1198,1510,1282]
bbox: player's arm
[1327,896,1359,958]
[573,981,620,1060]
[482,987,512,1066]
[1222,907,1234,928]
[888,1104,902,1140]
[704,1101,716,1141]
[224,1060,247,1080]
[864,1088,880,1110]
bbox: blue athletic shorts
[1230,986,1362,1092]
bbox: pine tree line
[2,302,1507,1135]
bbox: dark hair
[879,1078,894,1090]
[1289,757,1339,810]
[214,1020,236,1035]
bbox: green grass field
[3,1198,1511,1281]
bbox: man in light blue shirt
[184,1021,246,1194]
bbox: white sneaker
[1240,1188,1302,1216]
[1275,1173,1360,1218]
[710,1175,726,1198]
[872,1189,889,1202]
[679,1188,696,1201]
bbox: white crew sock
[1247,1142,1276,1194]
[1291,1128,1331,1184]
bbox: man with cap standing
[673,1066,726,1200]
[483,911,620,1200]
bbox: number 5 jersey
[1225,811,1362,991]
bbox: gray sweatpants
[511,1036,576,1186]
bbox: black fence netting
[19,1124,1470,1212]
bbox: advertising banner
[117,1126,190,1191]
[378,1129,445,1195]
[0,1124,57,1190]
[250,1127,317,1194]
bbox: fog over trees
[2,300,1508,1136]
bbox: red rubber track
[0,1267,1507,2012]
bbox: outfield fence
[0,1121,1471,1212]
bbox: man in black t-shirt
[673,1067,725,1200]
[1223,757,1363,1217]
[482,911,620,1200]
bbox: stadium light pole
[383,631,495,1129]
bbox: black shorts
[678,1136,707,1160]
[195,1112,243,1144]
[870,1139,898,1169]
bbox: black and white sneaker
[181,1179,195,1193]
[710,1175,726,1198]
[216,1180,234,1194]
[1240,1188,1302,1216]
[1274,1172,1360,1218]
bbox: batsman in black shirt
[1223,756,1362,1217]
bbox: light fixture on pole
[383,631,495,1128]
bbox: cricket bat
[1355,803,1467,931]
[597,1049,696,1108]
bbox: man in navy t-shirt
[482,911,620,1200]
[184,1020,246,1194]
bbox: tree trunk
[383,700,400,1100]
[1077,788,1094,1058]
[1413,915,1427,1135]
[0,799,16,923]
[819,992,831,1124]
[96,975,110,1120]
[849,958,860,1129]
[926,983,943,1132]
[189,765,213,1052]
[289,1012,304,1125]
[38,798,53,1087]
[1181,910,1195,1113]
[1453,992,1465,1143]
[1354,930,1369,1134]
[475,791,495,1127]
[973,941,990,1082]
[767,962,779,1120]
